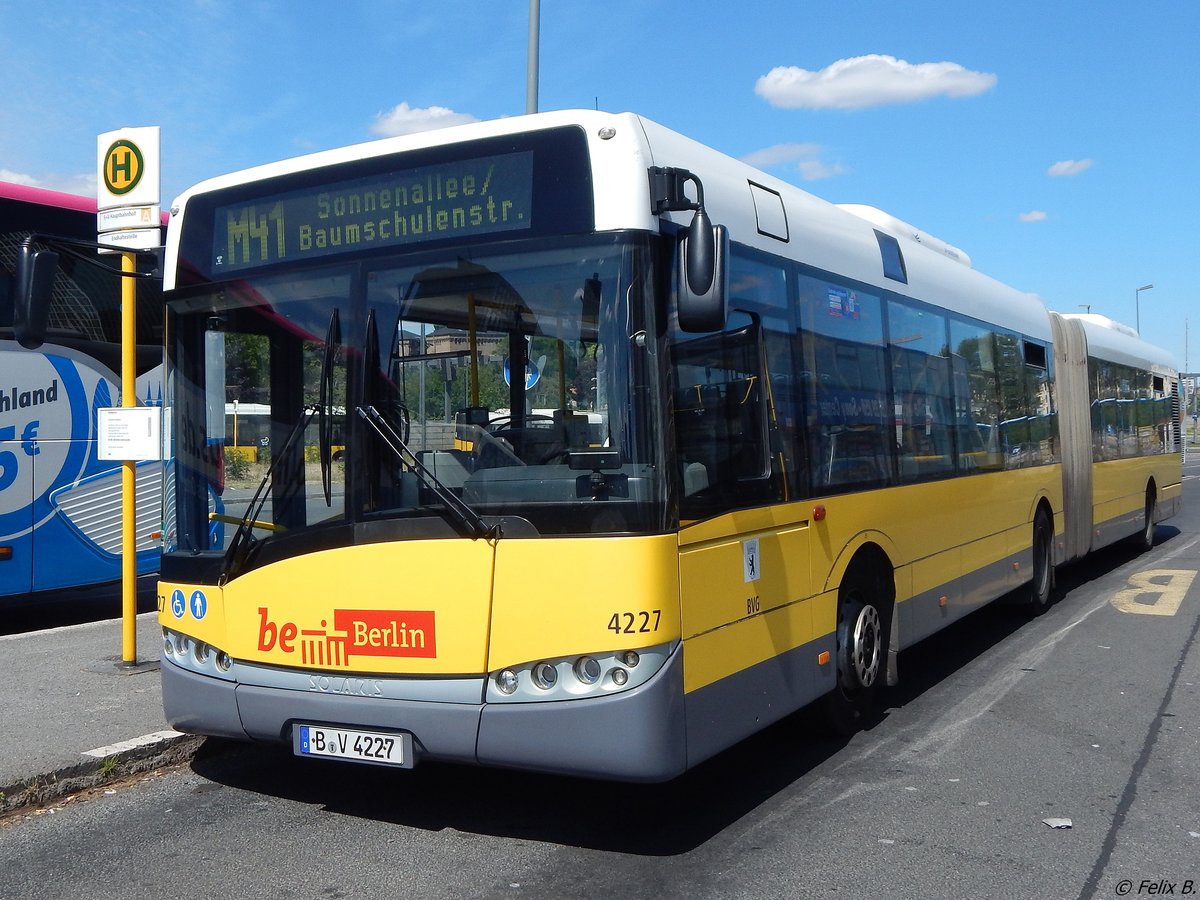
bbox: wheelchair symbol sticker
[170,589,186,619]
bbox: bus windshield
[164,234,669,570]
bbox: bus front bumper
[160,643,687,782]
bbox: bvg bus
[0,182,164,598]
[153,111,1181,781]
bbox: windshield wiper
[356,404,500,541]
[220,310,342,582]
[319,309,340,506]
[220,402,318,583]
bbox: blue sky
[3,0,1197,371]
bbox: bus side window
[888,300,954,482]
[671,317,772,515]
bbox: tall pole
[526,0,540,114]
[98,126,158,669]
[121,250,138,665]
[1135,283,1154,333]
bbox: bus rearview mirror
[14,244,58,350]
[677,220,728,333]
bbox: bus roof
[0,181,97,213]
[1060,312,1179,374]
[164,110,1055,346]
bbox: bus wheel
[1135,487,1156,551]
[824,565,889,734]
[1025,509,1054,616]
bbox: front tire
[824,565,890,734]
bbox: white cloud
[370,102,479,137]
[756,54,997,110]
[1047,159,1093,177]
[797,159,847,181]
[0,169,39,186]
[740,143,823,167]
[0,169,96,196]
[1019,210,1048,222]
[740,143,847,181]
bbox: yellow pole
[121,251,137,665]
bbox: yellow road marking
[1110,570,1197,616]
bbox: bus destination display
[213,151,534,272]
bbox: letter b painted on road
[1110,570,1197,616]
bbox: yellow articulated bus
[155,111,1181,781]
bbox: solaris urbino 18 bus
[156,111,1182,781]
[0,182,164,600]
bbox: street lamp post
[526,0,540,114]
[1135,284,1153,333]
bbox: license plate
[293,724,413,768]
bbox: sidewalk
[0,611,201,814]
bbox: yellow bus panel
[682,593,821,694]
[678,520,811,639]
[487,535,680,670]
[162,539,499,675]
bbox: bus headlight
[486,641,675,703]
[495,669,519,695]
[161,627,236,682]
[573,656,601,685]
[531,662,558,690]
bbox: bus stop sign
[97,127,159,210]
[97,126,161,252]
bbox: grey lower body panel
[682,632,837,771]
[1157,493,1181,523]
[160,644,688,782]
[478,646,688,782]
[901,550,1025,648]
[1091,506,1145,551]
[161,661,482,763]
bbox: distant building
[422,327,503,360]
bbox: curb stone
[0,732,205,817]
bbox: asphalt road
[2,458,1198,900]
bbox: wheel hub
[851,605,882,687]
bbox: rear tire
[1025,509,1054,616]
[824,564,890,734]
[1135,488,1156,552]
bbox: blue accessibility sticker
[190,590,208,620]
[170,589,186,619]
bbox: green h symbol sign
[110,149,133,183]
[103,139,144,195]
